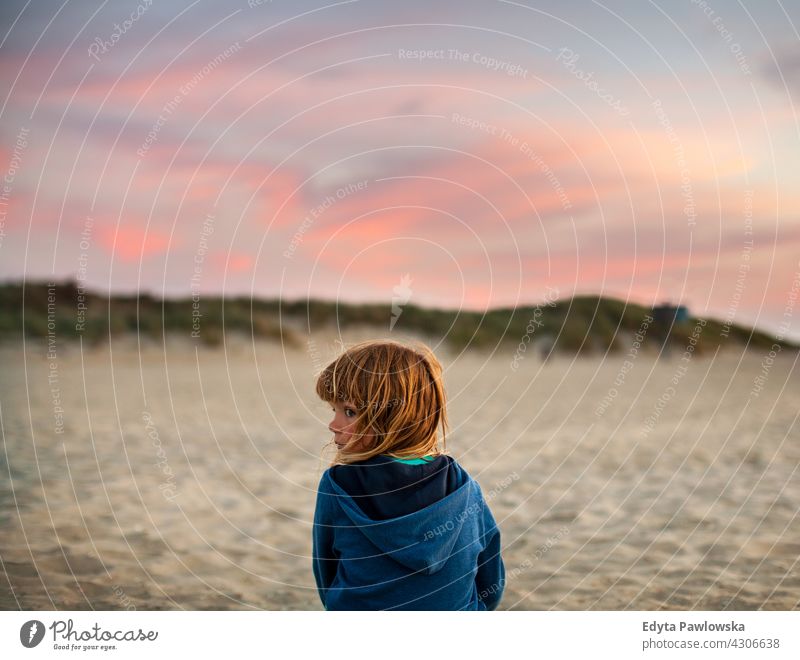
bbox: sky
[1,0,798,340]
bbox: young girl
[312,339,505,610]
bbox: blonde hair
[315,339,448,465]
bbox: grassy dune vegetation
[1,280,794,355]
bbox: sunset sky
[1,0,798,340]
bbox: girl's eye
[345,408,355,418]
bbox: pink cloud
[97,224,173,262]
[210,251,253,272]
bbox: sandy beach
[1,332,798,610]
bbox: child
[312,339,505,610]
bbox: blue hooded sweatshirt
[312,453,505,610]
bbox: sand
[1,330,798,610]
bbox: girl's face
[328,400,374,452]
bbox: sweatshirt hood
[322,468,483,575]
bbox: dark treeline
[0,280,794,355]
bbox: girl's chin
[336,443,360,452]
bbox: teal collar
[386,454,435,465]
